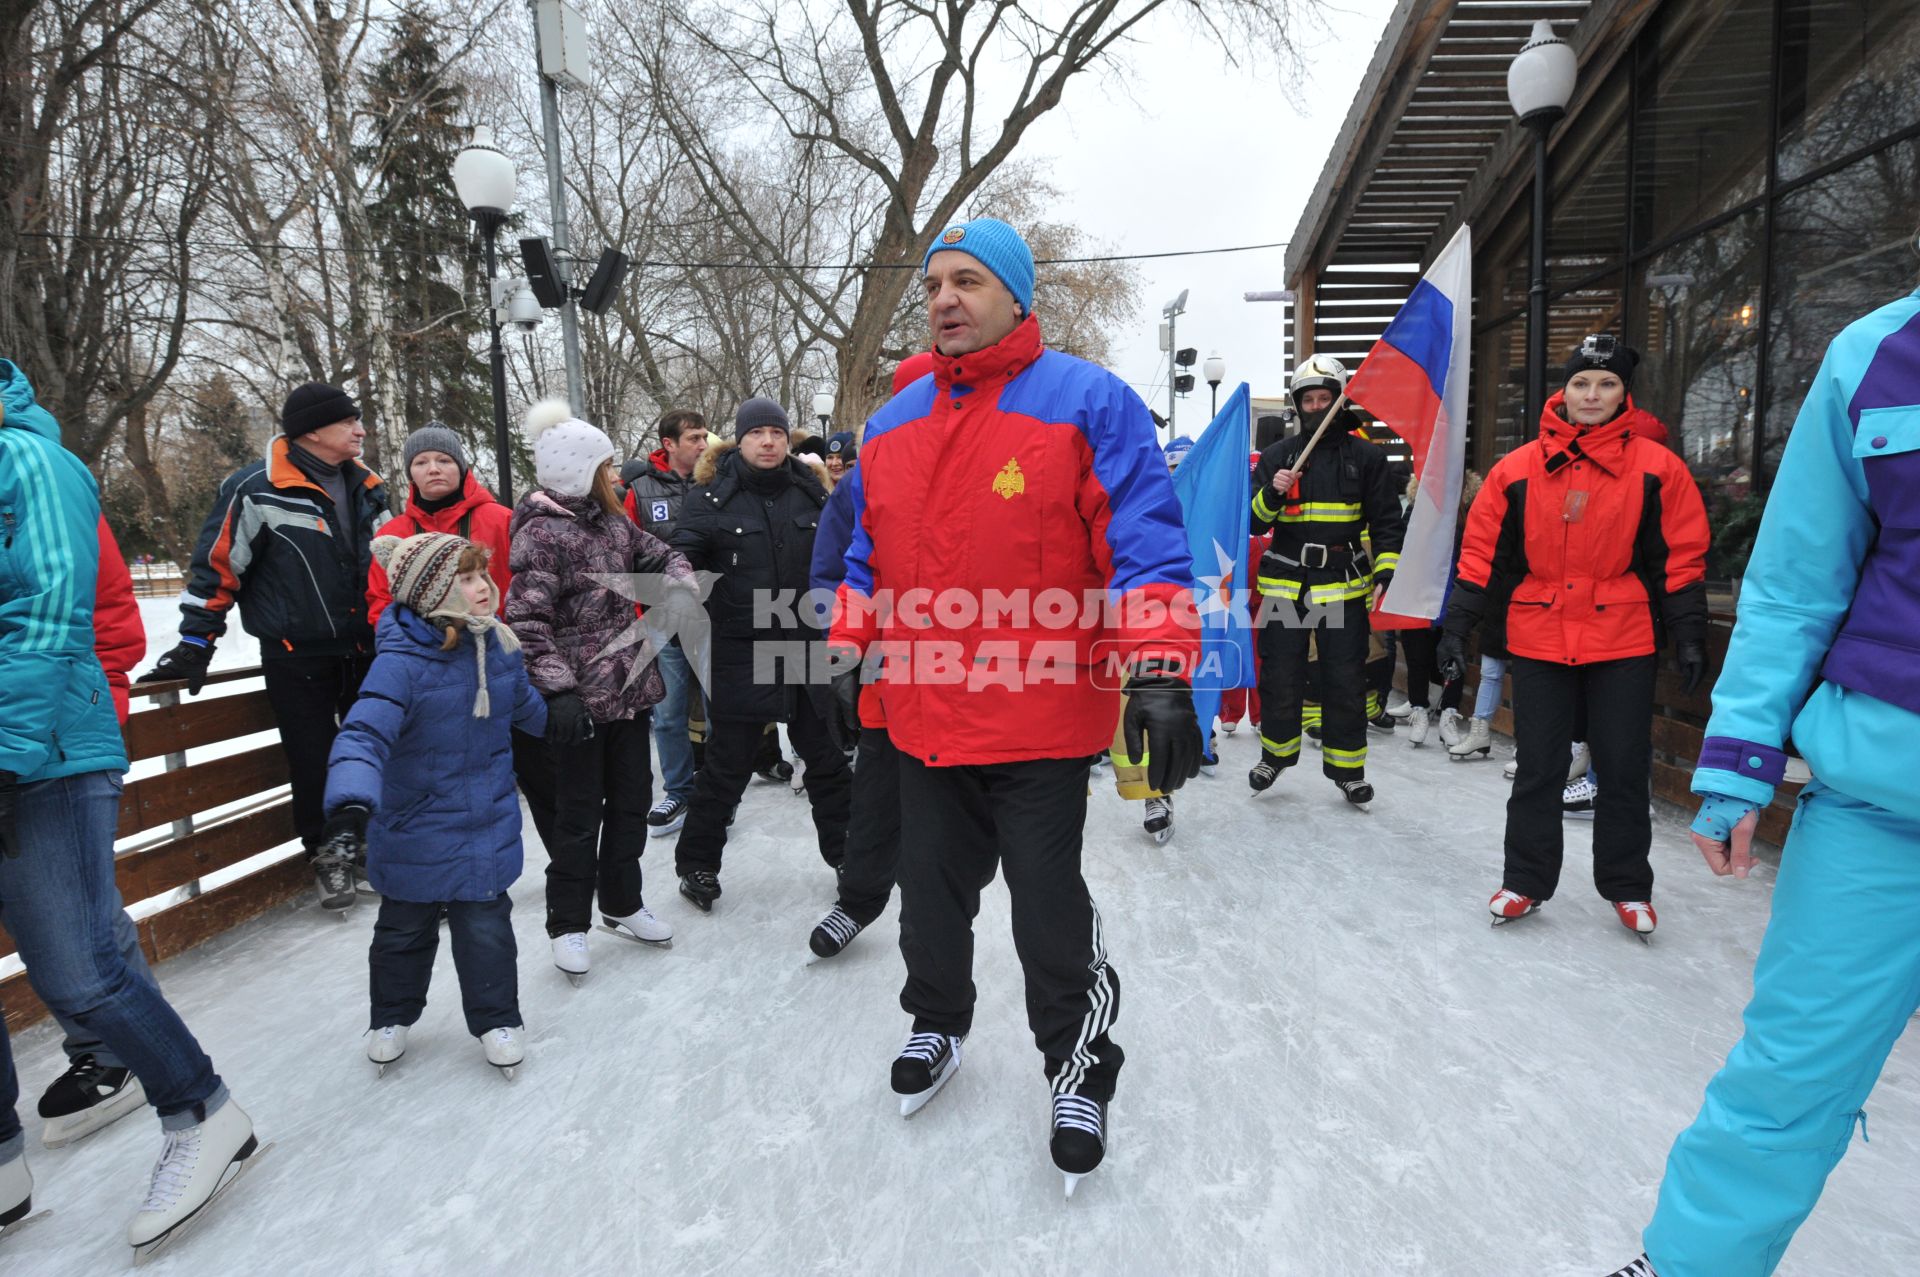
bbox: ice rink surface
[7,714,1918,1275]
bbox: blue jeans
[0,771,225,1162]
[651,639,700,805]
[368,893,519,1036]
[1644,783,1920,1275]
[52,907,158,1071]
[1472,653,1508,720]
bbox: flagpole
[1290,388,1352,470]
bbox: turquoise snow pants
[1643,782,1920,1276]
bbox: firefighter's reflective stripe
[1258,732,1301,758]
[1252,488,1282,522]
[1256,575,1376,604]
[1323,743,1367,771]
[1274,501,1364,523]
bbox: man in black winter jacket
[138,382,386,912]
[668,397,851,911]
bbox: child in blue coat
[322,533,547,1077]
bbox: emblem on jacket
[650,500,670,522]
[992,457,1026,500]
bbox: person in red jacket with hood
[1439,335,1709,938]
[366,425,511,625]
[828,216,1201,1195]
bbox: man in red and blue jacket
[826,216,1201,1190]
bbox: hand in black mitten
[1436,632,1468,685]
[544,692,595,745]
[1122,664,1203,795]
[319,804,371,868]
[137,638,215,695]
[1677,638,1709,696]
[0,769,19,859]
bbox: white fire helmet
[1289,354,1349,411]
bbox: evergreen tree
[360,8,489,472]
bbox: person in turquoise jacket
[1609,289,1920,1277]
[0,360,260,1253]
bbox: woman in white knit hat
[321,533,547,1077]
[505,400,699,982]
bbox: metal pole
[1166,312,1177,436]
[531,0,584,411]
[485,226,514,505]
[1210,383,1219,417]
[1524,118,1554,435]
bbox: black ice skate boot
[1335,777,1374,808]
[38,1054,146,1149]
[891,1032,962,1117]
[1604,1257,1657,1277]
[1051,1093,1108,1198]
[678,871,722,913]
[807,906,865,963]
[1248,751,1291,793]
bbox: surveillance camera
[507,281,542,331]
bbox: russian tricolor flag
[1345,224,1472,624]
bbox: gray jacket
[624,451,695,542]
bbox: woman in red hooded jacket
[1439,335,1710,938]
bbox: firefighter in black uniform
[1248,355,1407,806]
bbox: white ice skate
[1220,720,1238,735]
[1438,708,1466,749]
[1449,716,1493,762]
[1143,796,1173,845]
[1408,710,1430,747]
[480,1027,524,1080]
[552,932,590,986]
[38,1054,147,1149]
[891,1032,962,1117]
[366,1025,408,1077]
[601,907,673,947]
[1503,756,1519,779]
[1,1155,35,1239]
[1568,740,1593,784]
[1384,691,1413,720]
[127,1099,266,1264]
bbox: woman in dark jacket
[1440,336,1710,938]
[507,400,697,981]
[669,399,853,912]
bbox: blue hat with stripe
[922,217,1036,317]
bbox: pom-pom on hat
[524,397,615,497]
[372,532,469,619]
[921,217,1036,317]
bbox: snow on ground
[7,721,1918,1275]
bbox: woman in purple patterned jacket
[507,400,697,985]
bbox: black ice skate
[891,1032,962,1117]
[311,850,356,916]
[1050,1093,1108,1198]
[1336,778,1374,809]
[38,1053,147,1149]
[1605,1257,1657,1277]
[1142,796,1173,845]
[1248,752,1289,794]
[807,906,864,964]
[679,871,722,913]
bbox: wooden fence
[1,667,307,1032]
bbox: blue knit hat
[1163,436,1195,468]
[826,430,856,458]
[922,217,1036,316]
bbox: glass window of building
[1775,0,1920,184]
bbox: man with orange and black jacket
[138,382,386,912]
[1247,355,1406,807]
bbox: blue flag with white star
[1170,382,1257,743]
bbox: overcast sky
[1018,0,1401,433]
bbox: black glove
[1121,665,1203,795]
[544,691,595,745]
[0,769,18,859]
[137,638,214,695]
[819,645,863,753]
[1436,632,1468,685]
[318,804,370,868]
[1677,637,1708,696]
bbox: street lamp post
[1203,352,1226,417]
[812,389,834,433]
[453,127,519,504]
[1508,19,1576,434]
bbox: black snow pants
[837,726,903,925]
[894,753,1124,1101]
[675,694,851,878]
[1401,629,1464,712]
[544,715,651,936]
[1256,595,1371,781]
[1504,654,1656,902]
[263,650,371,855]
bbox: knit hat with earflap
[524,398,616,497]
[371,532,520,717]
